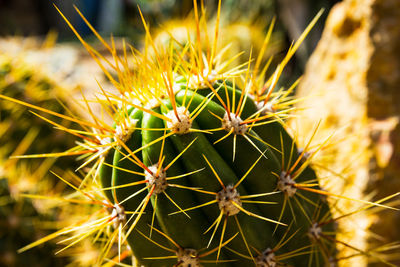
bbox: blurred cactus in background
[0,30,142,267]
[0,36,83,266]
[0,178,64,267]
[151,16,282,71]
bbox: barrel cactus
[99,79,336,266]
[0,38,79,266]
[93,8,337,267]
[3,3,398,267]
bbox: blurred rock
[294,0,400,266]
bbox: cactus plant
[98,80,338,267]
[0,41,76,164]
[0,37,81,267]
[89,6,341,266]
[2,2,399,267]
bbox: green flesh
[98,81,335,266]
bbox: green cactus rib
[188,82,335,264]
[99,80,336,266]
[107,108,175,266]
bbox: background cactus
[0,178,66,267]
[0,36,81,266]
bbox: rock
[293,0,400,266]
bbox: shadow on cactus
[1,1,399,267]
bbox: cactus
[86,5,344,266]
[2,2,399,267]
[0,37,79,266]
[151,17,282,71]
[98,79,337,266]
[64,6,338,266]
[0,175,72,267]
[0,41,76,164]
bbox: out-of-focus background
[1,0,400,266]
[0,0,340,67]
